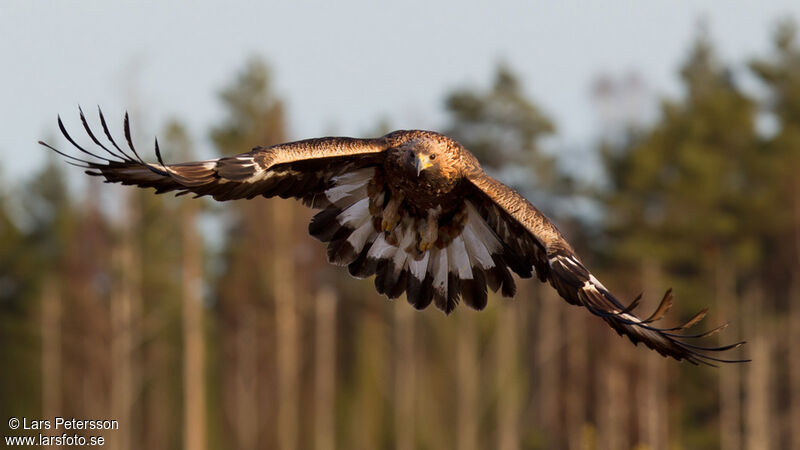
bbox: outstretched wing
[40,108,389,205]
[465,172,746,365]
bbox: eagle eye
[429,154,436,160]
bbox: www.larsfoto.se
[5,433,105,446]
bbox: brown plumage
[41,108,747,366]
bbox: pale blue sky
[1,0,798,186]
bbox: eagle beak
[415,154,433,177]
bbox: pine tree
[750,20,800,449]
[600,29,760,447]
[210,58,297,450]
[444,64,559,448]
[159,120,209,450]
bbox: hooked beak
[415,154,433,177]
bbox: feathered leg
[418,208,440,251]
[381,192,405,231]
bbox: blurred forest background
[3,19,800,450]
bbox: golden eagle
[41,109,746,366]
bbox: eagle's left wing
[40,109,389,205]
[465,172,746,365]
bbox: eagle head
[403,135,459,179]
[414,151,436,177]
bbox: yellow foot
[381,218,398,232]
[418,240,434,252]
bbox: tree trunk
[744,284,770,450]
[394,301,415,450]
[273,202,299,450]
[314,287,337,450]
[182,199,206,450]
[564,306,588,450]
[41,278,61,437]
[789,180,800,449]
[637,261,668,450]
[457,310,479,450]
[717,261,741,450]
[234,308,259,449]
[537,284,562,448]
[790,280,800,450]
[496,300,522,450]
[353,306,386,450]
[111,192,141,450]
[598,332,628,450]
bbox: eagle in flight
[41,108,746,366]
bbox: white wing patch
[448,237,473,280]
[408,251,430,282]
[464,202,503,254]
[431,248,449,296]
[347,220,376,253]
[336,197,370,227]
[220,154,302,184]
[367,233,396,261]
[588,274,609,291]
[326,168,374,207]
[461,221,495,270]
[389,227,417,278]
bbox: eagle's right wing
[41,109,389,207]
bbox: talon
[382,218,397,232]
